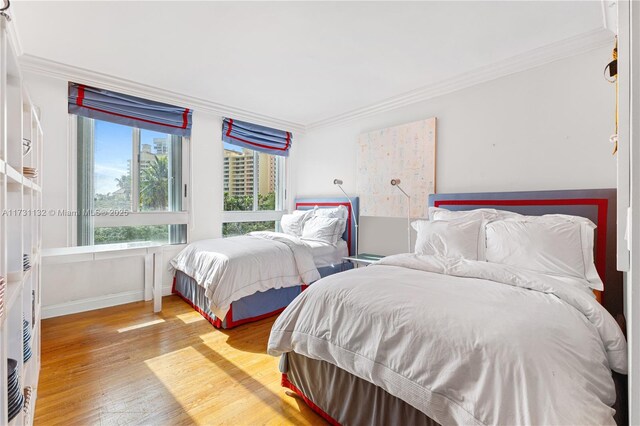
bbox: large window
[222,143,285,237]
[77,117,189,245]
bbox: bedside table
[342,253,384,268]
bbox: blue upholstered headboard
[295,197,359,256]
[428,188,622,316]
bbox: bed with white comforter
[268,254,627,425]
[170,231,320,319]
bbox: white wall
[25,74,71,249]
[293,46,616,254]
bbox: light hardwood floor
[35,296,325,425]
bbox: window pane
[94,121,133,211]
[94,225,187,245]
[139,130,171,212]
[223,144,255,211]
[257,151,277,211]
[222,221,275,237]
[77,116,187,246]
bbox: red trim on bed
[224,305,289,328]
[172,276,307,329]
[281,373,341,426]
[172,284,223,328]
[295,201,354,256]
[433,198,608,302]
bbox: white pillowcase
[429,207,520,222]
[502,214,601,290]
[314,205,349,236]
[411,219,483,260]
[301,216,343,245]
[280,209,314,237]
[485,219,603,290]
[428,207,603,290]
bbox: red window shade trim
[226,119,289,152]
[75,84,190,131]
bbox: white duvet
[268,254,627,426]
[170,232,320,319]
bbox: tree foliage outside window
[223,192,276,212]
[95,225,171,244]
[222,221,275,237]
[79,118,185,245]
[222,192,277,237]
[140,156,169,211]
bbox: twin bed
[267,189,628,425]
[170,197,358,328]
[169,189,627,425]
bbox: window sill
[42,241,187,265]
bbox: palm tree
[140,156,168,210]
[115,174,131,196]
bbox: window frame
[72,115,191,246]
[221,147,287,227]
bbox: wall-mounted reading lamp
[391,179,412,253]
[333,179,358,256]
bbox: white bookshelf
[0,14,43,426]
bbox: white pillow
[411,219,483,260]
[314,205,349,236]
[497,214,601,290]
[485,219,603,290]
[430,208,602,289]
[301,216,342,245]
[280,209,314,237]
[429,207,520,221]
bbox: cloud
[95,164,128,194]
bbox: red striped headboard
[295,197,359,256]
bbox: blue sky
[94,121,242,194]
[94,121,168,194]
[224,142,242,153]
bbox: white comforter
[268,254,627,426]
[170,232,320,319]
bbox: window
[222,143,285,237]
[77,117,189,245]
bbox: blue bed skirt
[172,263,350,329]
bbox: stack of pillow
[280,206,348,245]
[411,207,603,292]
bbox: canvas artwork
[356,117,436,218]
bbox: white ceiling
[12,1,604,126]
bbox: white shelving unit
[0,13,43,426]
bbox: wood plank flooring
[34,296,325,425]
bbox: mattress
[305,239,348,268]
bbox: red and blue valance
[68,83,192,137]
[222,118,292,157]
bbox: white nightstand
[342,253,385,268]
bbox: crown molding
[307,27,615,130]
[17,27,613,135]
[18,54,307,134]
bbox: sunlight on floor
[144,342,286,423]
[117,318,165,333]
[176,311,206,324]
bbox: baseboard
[42,290,144,319]
[163,285,173,296]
